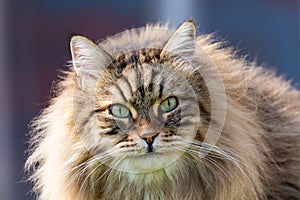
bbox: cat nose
[139,132,159,146]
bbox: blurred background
[0,0,299,199]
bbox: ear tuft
[161,20,196,59]
[187,18,195,23]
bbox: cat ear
[161,19,196,59]
[70,35,113,77]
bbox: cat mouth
[146,145,154,153]
[143,148,165,156]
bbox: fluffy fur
[26,20,300,200]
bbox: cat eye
[109,104,130,118]
[160,96,178,112]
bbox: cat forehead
[95,47,195,95]
[105,48,173,83]
[96,62,194,105]
[113,48,163,67]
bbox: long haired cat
[26,20,300,200]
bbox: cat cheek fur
[25,20,300,200]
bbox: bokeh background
[0,0,299,199]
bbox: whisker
[63,148,120,191]
[178,140,248,175]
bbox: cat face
[94,62,201,172]
[71,21,209,173]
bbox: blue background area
[1,0,299,199]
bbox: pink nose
[139,132,159,145]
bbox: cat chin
[110,152,183,173]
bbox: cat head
[69,20,224,173]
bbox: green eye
[160,97,178,112]
[109,104,130,118]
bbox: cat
[25,19,300,200]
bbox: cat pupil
[160,97,178,112]
[109,104,130,118]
